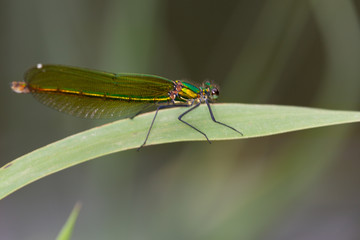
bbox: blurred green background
[1,0,360,239]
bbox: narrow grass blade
[56,202,82,240]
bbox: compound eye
[211,88,219,96]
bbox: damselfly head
[203,81,219,100]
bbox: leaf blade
[56,202,82,240]
[1,103,360,200]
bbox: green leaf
[56,202,82,240]
[1,103,360,200]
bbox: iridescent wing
[23,64,174,119]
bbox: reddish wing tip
[11,81,30,93]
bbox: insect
[11,64,243,150]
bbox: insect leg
[178,102,211,143]
[137,104,189,151]
[205,99,243,136]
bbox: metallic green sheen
[182,82,200,94]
